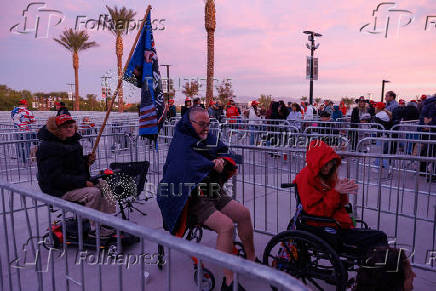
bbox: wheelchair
[42,161,150,253]
[262,183,374,291]
[157,212,247,291]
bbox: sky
[1,0,435,104]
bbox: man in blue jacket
[157,106,255,290]
[419,94,436,176]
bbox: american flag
[124,10,165,140]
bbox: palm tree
[54,29,98,111]
[301,96,308,102]
[314,97,322,104]
[106,5,136,112]
[205,0,216,108]
[259,94,272,109]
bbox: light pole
[101,75,111,111]
[160,64,171,101]
[303,31,322,105]
[381,80,390,102]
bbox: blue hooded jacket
[420,95,436,126]
[157,111,235,233]
[332,106,343,121]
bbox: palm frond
[106,5,137,35]
[53,29,98,53]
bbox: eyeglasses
[191,120,210,128]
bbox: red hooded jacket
[294,141,353,229]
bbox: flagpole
[91,5,152,156]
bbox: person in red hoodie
[294,140,387,252]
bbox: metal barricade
[0,182,307,291]
[227,145,436,273]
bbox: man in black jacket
[36,114,115,237]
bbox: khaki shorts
[188,192,233,226]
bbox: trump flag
[124,10,165,139]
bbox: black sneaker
[221,277,246,291]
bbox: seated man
[294,140,387,252]
[157,107,255,291]
[36,114,116,238]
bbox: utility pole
[303,31,322,105]
[66,83,75,110]
[160,64,171,101]
[101,75,111,111]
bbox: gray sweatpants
[62,183,116,215]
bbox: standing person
[417,95,427,113]
[193,97,205,108]
[287,103,303,130]
[248,100,260,145]
[324,101,334,116]
[11,99,36,163]
[385,91,398,113]
[278,100,290,120]
[157,107,256,290]
[339,101,347,116]
[373,102,393,173]
[181,97,192,117]
[226,99,240,124]
[167,99,177,120]
[55,101,71,116]
[208,100,223,123]
[418,94,436,177]
[350,96,369,151]
[332,105,343,121]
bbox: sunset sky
[1,0,435,104]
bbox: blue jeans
[249,125,257,145]
[15,132,33,163]
[374,140,389,168]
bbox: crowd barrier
[227,145,436,272]
[0,182,307,291]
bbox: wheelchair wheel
[193,267,215,291]
[263,230,347,291]
[42,232,60,250]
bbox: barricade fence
[227,145,436,272]
[0,182,307,291]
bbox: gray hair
[188,106,208,121]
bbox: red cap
[55,102,61,106]
[421,95,427,100]
[19,99,27,105]
[375,102,386,110]
[251,100,259,106]
[168,99,174,104]
[185,97,191,102]
[411,100,417,103]
[369,100,376,105]
[399,99,405,105]
[55,114,75,126]
[209,100,215,106]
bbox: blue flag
[124,11,165,139]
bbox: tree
[259,94,272,110]
[182,80,201,99]
[54,29,98,111]
[106,5,136,112]
[300,96,308,102]
[204,0,216,107]
[86,94,99,111]
[314,97,322,104]
[215,80,234,106]
[341,97,355,107]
